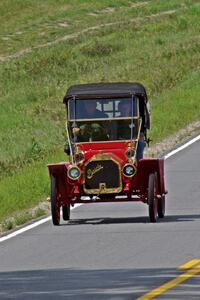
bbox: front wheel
[148,173,158,223]
[158,196,165,218]
[51,175,60,226]
[62,204,70,221]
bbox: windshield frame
[66,96,142,159]
[67,96,140,122]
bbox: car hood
[76,141,136,165]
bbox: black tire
[62,204,70,221]
[158,196,165,218]
[148,173,158,223]
[51,175,60,226]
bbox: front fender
[136,158,165,196]
[48,162,71,204]
[48,162,70,177]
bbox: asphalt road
[0,137,200,299]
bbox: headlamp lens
[68,166,81,180]
[123,164,136,177]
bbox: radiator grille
[84,158,121,194]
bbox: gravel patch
[145,121,200,158]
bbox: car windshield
[68,97,138,120]
[68,97,141,142]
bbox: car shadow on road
[65,216,151,226]
[62,213,200,226]
[161,214,200,223]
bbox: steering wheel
[80,123,108,141]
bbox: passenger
[118,101,145,160]
[137,132,145,161]
[117,101,134,140]
[118,101,132,117]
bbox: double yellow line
[137,259,200,299]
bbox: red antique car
[48,83,166,225]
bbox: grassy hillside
[0,0,200,230]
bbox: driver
[72,100,108,142]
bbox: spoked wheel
[62,204,70,221]
[158,195,165,218]
[51,175,60,226]
[148,173,158,223]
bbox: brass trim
[83,186,122,195]
[67,165,81,180]
[75,152,85,165]
[74,146,85,165]
[76,139,135,145]
[128,141,136,147]
[125,148,136,159]
[126,141,137,163]
[65,121,74,164]
[69,116,140,122]
[87,164,104,179]
[133,118,142,156]
[122,163,137,178]
[83,153,122,194]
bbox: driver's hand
[72,127,80,135]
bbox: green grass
[0,150,65,224]
[0,0,200,228]
[151,70,200,141]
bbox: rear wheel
[62,204,70,221]
[148,173,158,223]
[158,196,165,218]
[51,175,60,226]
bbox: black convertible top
[63,82,148,103]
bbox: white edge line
[0,204,82,243]
[1,135,200,243]
[164,134,200,160]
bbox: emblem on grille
[99,183,106,190]
[87,164,104,179]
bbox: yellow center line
[136,262,200,300]
[178,259,200,270]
